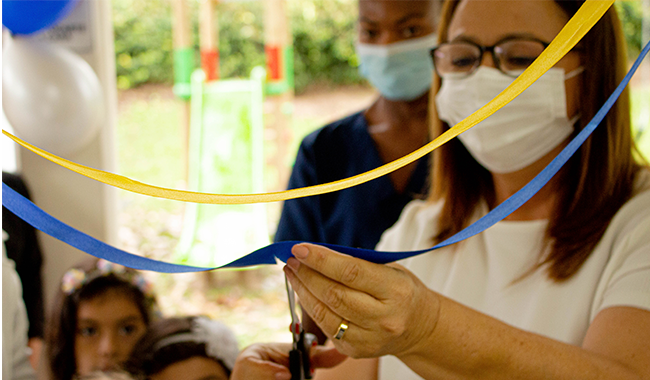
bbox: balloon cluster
[2,0,104,156]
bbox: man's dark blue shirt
[274,111,429,249]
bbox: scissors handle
[290,330,318,379]
[289,345,305,380]
[302,333,318,379]
[286,275,318,379]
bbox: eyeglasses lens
[496,40,546,74]
[434,43,480,76]
[434,40,546,77]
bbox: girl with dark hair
[44,258,158,380]
[227,0,650,379]
[126,316,239,380]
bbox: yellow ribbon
[2,1,612,205]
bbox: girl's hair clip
[152,316,240,371]
[60,259,153,297]
[61,268,86,295]
[96,259,127,275]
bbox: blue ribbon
[3,41,649,273]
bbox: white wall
[14,0,119,306]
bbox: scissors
[285,274,318,379]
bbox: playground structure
[171,0,294,267]
[175,67,269,267]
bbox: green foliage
[615,1,645,58]
[112,0,362,93]
[290,0,363,90]
[215,2,265,80]
[112,0,646,92]
[113,0,176,90]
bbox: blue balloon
[2,0,79,36]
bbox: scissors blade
[285,273,301,341]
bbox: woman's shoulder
[633,167,650,194]
[376,199,444,251]
[590,169,650,317]
[610,168,650,227]
[603,168,650,241]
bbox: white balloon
[2,37,104,157]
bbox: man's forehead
[358,0,439,17]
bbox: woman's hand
[230,342,347,380]
[283,243,441,359]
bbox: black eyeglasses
[430,37,550,78]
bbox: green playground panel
[176,67,269,267]
[173,47,195,100]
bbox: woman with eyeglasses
[231,1,650,379]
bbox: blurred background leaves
[112,0,364,93]
[113,0,644,93]
[615,0,644,58]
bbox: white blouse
[376,174,650,380]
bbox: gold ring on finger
[334,319,349,340]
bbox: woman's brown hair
[430,0,645,281]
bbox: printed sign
[36,0,92,54]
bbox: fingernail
[283,265,294,279]
[275,372,292,380]
[287,257,300,271]
[293,244,309,259]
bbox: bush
[113,0,644,92]
[113,0,175,90]
[112,0,362,93]
[215,2,265,80]
[290,0,362,90]
[615,1,644,59]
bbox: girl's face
[150,357,229,380]
[74,289,147,376]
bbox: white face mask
[435,66,583,173]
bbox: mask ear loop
[568,114,581,125]
[564,66,584,124]
[565,66,584,80]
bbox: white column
[17,0,119,306]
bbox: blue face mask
[356,34,437,101]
